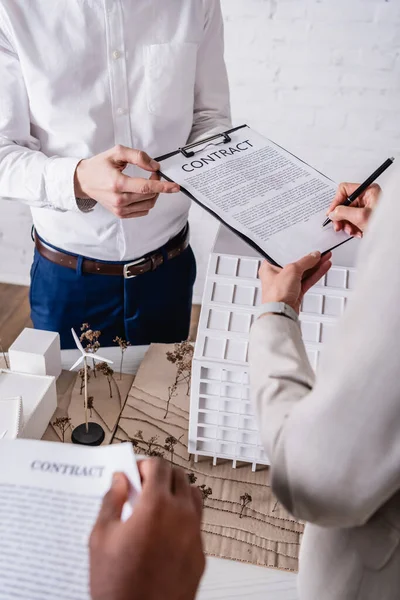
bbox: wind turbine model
[69,328,113,446]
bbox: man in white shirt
[0,0,231,348]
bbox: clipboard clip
[179,132,232,158]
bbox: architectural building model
[1,328,60,439]
[189,226,358,470]
[9,327,61,378]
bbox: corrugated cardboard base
[114,344,303,572]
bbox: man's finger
[190,486,203,520]
[119,175,179,196]
[95,473,129,529]
[138,458,173,492]
[121,210,150,219]
[120,197,158,214]
[290,251,322,275]
[111,145,161,172]
[329,206,370,230]
[172,467,191,498]
[149,172,161,182]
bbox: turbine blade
[71,328,85,354]
[69,356,84,371]
[92,354,113,365]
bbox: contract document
[157,125,351,266]
[0,439,141,600]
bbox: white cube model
[189,225,360,470]
[0,370,57,439]
[9,328,62,378]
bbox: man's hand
[259,251,332,314]
[74,145,180,218]
[326,182,381,237]
[89,459,205,600]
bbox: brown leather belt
[34,225,189,278]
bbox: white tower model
[189,226,358,470]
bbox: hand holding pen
[323,157,394,237]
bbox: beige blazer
[249,166,400,600]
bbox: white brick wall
[1,0,400,303]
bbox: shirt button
[116,107,128,116]
[112,50,121,60]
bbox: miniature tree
[80,323,101,376]
[198,484,213,507]
[113,336,131,380]
[164,341,194,419]
[52,416,72,443]
[79,365,91,395]
[147,436,159,455]
[0,338,9,369]
[187,472,197,485]
[87,396,94,418]
[164,435,178,464]
[96,362,114,398]
[239,493,253,519]
[129,431,166,458]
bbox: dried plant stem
[84,357,89,433]
[92,357,97,377]
[120,354,123,380]
[0,340,9,369]
[239,493,252,518]
[52,417,72,443]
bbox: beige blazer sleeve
[249,165,400,529]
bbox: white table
[60,228,360,599]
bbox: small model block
[0,370,57,440]
[9,328,62,378]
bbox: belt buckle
[123,257,146,279]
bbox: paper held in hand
[0,439,141,600]
[157,125,351,266]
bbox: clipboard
[156,124,351,268]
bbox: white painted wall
[1,0,400,300]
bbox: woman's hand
[259,251,332,314]
[326,182,381,237]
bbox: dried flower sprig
[187,472,197,485]
[0,338,9,369]
[164,435,178,464]
[239,493,253,518]
[164,341,194,419]
[79,365,92,395]
[80,323,101,376]
[129,431,165,458]
[87,396,94,418]
[52,416,72,443]
[198,484,212,507]
[113,336,131,379]
[95,361,114,398]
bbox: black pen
[322,157,395,228]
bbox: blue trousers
[30,238,197,350]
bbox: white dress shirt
[0,0,231,261]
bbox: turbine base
[71,422,105,446]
